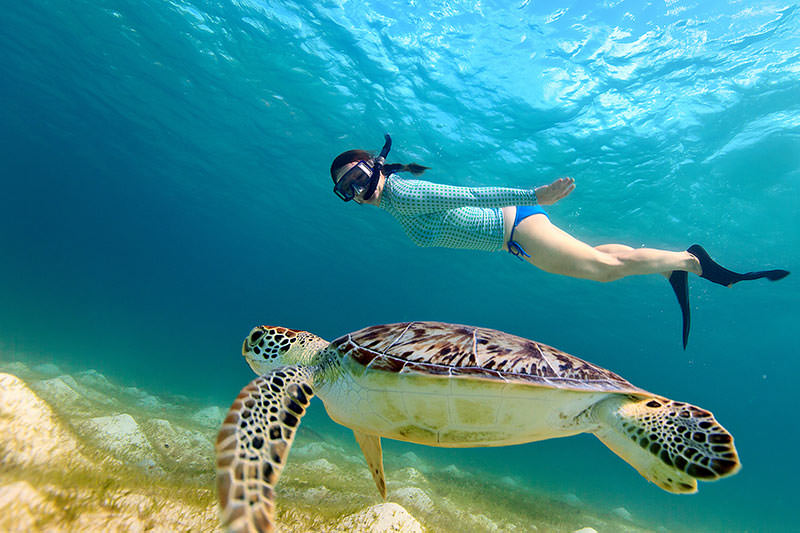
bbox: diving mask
[333,134,392,202]
[333,160,375,202]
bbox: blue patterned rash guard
[377,176,538,251]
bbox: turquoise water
[1,0,798,531]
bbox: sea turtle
[215,321,740,532]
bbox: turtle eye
[250,328,266,344]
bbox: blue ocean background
[1,0,798,531]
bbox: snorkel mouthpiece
[362,133,391,201]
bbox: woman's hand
[535,177,575,205]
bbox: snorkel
[333,133,392,202]
[362,134,391,201]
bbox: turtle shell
[331,321,646,394]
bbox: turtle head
[242,326,328,375]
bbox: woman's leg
[513,215,700,282]
[593,244,673,278]
[593,244,634,254]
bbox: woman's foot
[688,244,790,287]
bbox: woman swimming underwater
[331,135,790,347]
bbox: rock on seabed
[389,486,435,515]
[78,414,155,462]
[334,503,424,533]
[0,373,93,470]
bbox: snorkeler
[330,135,790,348]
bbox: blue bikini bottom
[507,205,549,260]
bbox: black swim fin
[669,270,691,350]
[688,244,790,287]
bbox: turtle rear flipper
[592,395,740,494]
[216,366,314,533]
[353,431,386,499]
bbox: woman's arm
[389,177,574,214]
[389,178,538,214]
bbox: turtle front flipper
[216,366,314,533]
[592,395,740,494]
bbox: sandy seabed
[0,358,658,532]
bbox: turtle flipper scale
[216,366,314,533]
[592,395,740,494]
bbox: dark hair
[330,149,429,183]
